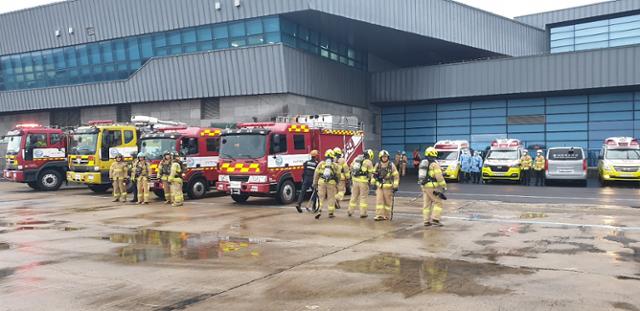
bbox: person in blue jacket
[460,149,472,183]
[470,150,483,184]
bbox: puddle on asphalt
[0,268,16,280]
[474,240,497,246]
[106,229,266,264]
[337,253,534,297]
[465,238,604,262]
[0,242,9,250]
[519,212,547,219]
[0,218,80,233]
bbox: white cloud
[0,0,614,18]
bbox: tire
[187,177,208,200]
[27,182,40,190]
[153,190,166,200]
[231,194,249,203]
[36,169,63,191]
[88,184,110,193]
[599,176,608,187]
[276,179,296,204]
[579,180,588,187]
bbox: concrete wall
[80,106,117,124]
[131,100,202,126]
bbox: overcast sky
[0,0,611,18]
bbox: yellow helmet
[378,150,390,159]
[366,149,374,160]
[325,149,335,158]
[425,147,438,157]
[333,147,343,157]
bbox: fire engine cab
[216,115,365,204]
[598,137,640,185]
[434,140,470,181]
[139,126,222,200]
[482,138,524,182]
[3,124,67,191]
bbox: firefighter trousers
[161,179,172,203]
[422,186,443,222]
[522,169,531,186]
[375,187,393,219]
[348,180,370,216]
[317,182,337,214]
[335,180,347,201]
[171,178,184,207]
[112,178,127,202]
[136,176,150,204]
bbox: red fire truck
[216,115,365,204]
[3,124,67,191]
[139,126,222,200]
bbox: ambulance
[482,138,524,182]
[216,115,365,204]
[3,123,67,191]
[433,140,470,181]
[598,137,640,186]
[139,126,222,200]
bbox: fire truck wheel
[27,182,40,190]
[88,184,110,193]
[276,179,296,204]
[187,177,208,200]
[37,169,63,191]
[231,194,249,203]
[153,190,166,200]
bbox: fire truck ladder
[276,114,364,131]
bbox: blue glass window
[550,12,640,52]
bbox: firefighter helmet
[333,147,343,157]
[378,150,390,159]
[366,149,374,160]
[115,153,124,159]
[325,149,335,158]
[537,149,543,154]
[163,151,172,158]
[425,147,438,158]
[137,152,146,158]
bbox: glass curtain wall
[551,13,640,53]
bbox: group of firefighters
[519,149,547,186]
[296,147,447,227]
[108,151,185,207]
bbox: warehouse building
[1,0,640,163]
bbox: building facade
[1,0,639,163]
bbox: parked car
[545,147,588,186]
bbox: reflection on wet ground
[464,237,605,262]
[520,212,547,219]
[612,302,640,311]
[337,253,534,297]
[106,229,266,263]
[0,219,80,233]
[0,242,9,250]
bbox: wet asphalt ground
[0,181,639,311]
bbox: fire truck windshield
[6,136,21,155]
[220,134,266,159]
[606,149,640,160]
[436,151,459,161]
[140,138,177,160]
[69,133,98,155]
[487,150,519,160]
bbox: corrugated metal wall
[516,0,640,29]
[371,44,640,103]
[283,47,368,108]
[0,44,288,112]
[0,0,544,57]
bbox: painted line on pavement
[396,191,638,203]
[441,215,640,232]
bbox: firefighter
[412,148,421,170]
[534,150,546,186]
[169,152,185,207]
[312,149,340,219]
[460,149,472,183]
[333,147,350,205]
[419,147,447,227]
[372,150,399,221]
[296,150,319,213]
[348,149,374,218]
[158,152,173,204]
[520,149,533,186]
[399,151,408,177]
[132,153,152,204]
[394,151,402,169]
[109,154,128,203]
[470,151,483,184]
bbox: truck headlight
[248,175,268,183]
[218,175,230,182]
[449,164,458,171]
[94,166,101,172]
[603,163,613,171]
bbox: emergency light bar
[491,139,521,148]
[604,137,639,148]
[15,123,43,128]
[88,120,114,125]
